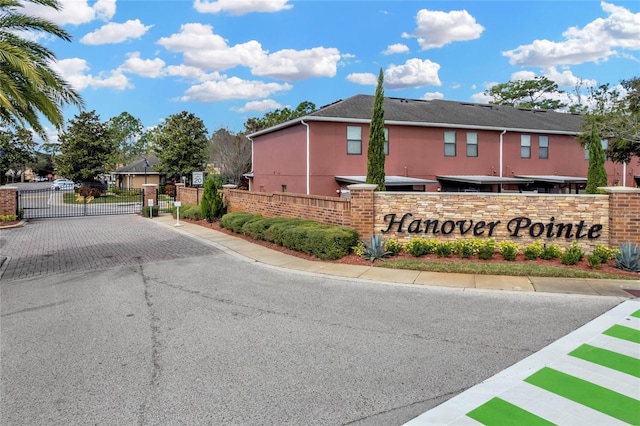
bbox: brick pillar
[601,186,640,246]
[175,183,185,203]
[0,186,18,216]
[143,184,158,206]
[222,184,237,211]
[347,184,378,240]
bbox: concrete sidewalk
[152,214,640,299]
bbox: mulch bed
[185,218,639,279]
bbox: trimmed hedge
[220,212,358,260]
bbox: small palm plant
[362,234,391,262]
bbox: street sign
[192,171,204,186]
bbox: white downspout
[301,119,310,195]
[499,130,506,178]
[623,162,627,187]
[248,136,253,191]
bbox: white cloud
[193,0,292,15]
[347,59,441,89]
[346,73,377,86]
[179,77,292,102]
[385,58,441,89]
[511,70,537,81]
[251,47,341,81]
[421,92,444,100]
[23,0,116,25]
[383,43,409,55]
[81,20,152,45]
[233,99,283,113]
[405,8,484,50]
[53,58,131,91]
[542,67,597,88]
[158,23,341,81]
[503,1,640,66]
[119,52,165,78]
[166,65,224,82]
[470,92,493,104]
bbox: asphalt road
[0,216,623,425]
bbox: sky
[22,0,640,142]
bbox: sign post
[147,199,153,219]
[174,201,182,227]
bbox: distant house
[248,94,638,196]
[111,155,162,189]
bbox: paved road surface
[0,216,624,425]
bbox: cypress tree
[585,119,608,194]
[366,68,386,191]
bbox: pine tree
[366,68,386,191]
[585,120,608,194]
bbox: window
[444,131,456,157]
[281,185,287,192]
[384,128,389,156]
[347,126,362,155]
[466,132,478,157]
[520,135,531,158]
[539,136,548,159]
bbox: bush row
[220,212,358,260]
[359,236,621,269]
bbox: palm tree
[0,0,83,140]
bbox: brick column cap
[175,183,185,187]
[142,183,158,188]
[223,184,238,189]
[599,186,640,194]
[347,183,378,191]
[0,186,18,190]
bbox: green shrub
[540,243,563,260]
[404,238,438,257]
[592,244,617,263]
[523,241,543,260]
[560,242,585,265]
[241,217,291,240]
[477,239,496,260]
[142,205,159,217]
[200,174,225,222]
[384,238,402,256]
[435,241,454,257]
[263,218,316,245]
[454,239,480,258]
[362,235,391,262]
[614,242,640,272]
[0,214,17,222]
[220,212,262,233]
[280,224,357,260]
[587,254,602,270]
[352,240,366,256]
[499,241,519,261]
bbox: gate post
[347,183,378,241]
[0,186,18,216]
[143,184,158,215]
[601,186,640,246]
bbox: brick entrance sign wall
[0,187,17,216]
[221,185,639,251]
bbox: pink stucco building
[248,95,639,196]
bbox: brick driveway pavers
[0,216,219,281]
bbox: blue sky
[23,0,640,141]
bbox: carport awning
[436,175,534,185]
[335,176,438,186]
[514,175,586,184]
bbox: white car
[51,179,75,191]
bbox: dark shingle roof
[309,95,584,133]
[249,94,585,137]
[112,155,161,174]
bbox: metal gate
[18,188,144,219]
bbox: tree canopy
[209,128,251,186]
[485,76,567,110]
[243,101,315,134]
[0,0,84,140]
[153,111,208,183]
[106,112,145,169]
[0,127,36,183]
[56,111,114,182]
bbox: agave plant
[614,242,640,272]
[362,234,391,262]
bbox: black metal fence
[18,188,144,219]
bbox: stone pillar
[0,186,18,216]
[601,186,640,246]
[143,184,158,206]
[347,184,378,240]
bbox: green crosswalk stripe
[631,309,640,319]
[524,367,640,425]
[466,397,555,426]
[569,344,640,378]
[603,324,640,344]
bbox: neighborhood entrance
[17,188,144,219]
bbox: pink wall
[251,121,639,197]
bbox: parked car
[35,176,48,182]
[51,178,75,191]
